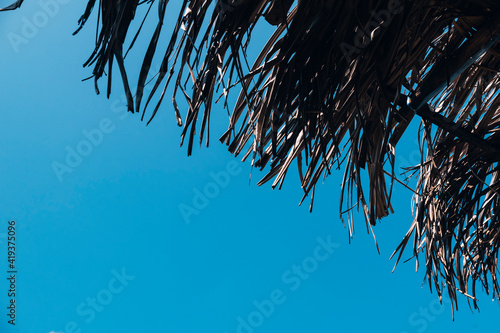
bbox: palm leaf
[4,0,500,307]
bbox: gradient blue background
[0,1,497,333]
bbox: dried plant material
[4,0,500,307]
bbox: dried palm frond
[392,45,500,313]
[3,0,500,307]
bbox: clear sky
[0,1,498,333]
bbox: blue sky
[0,1,498,333]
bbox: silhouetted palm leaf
[4,0,500,308]
[0,0,24,11]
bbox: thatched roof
[3,0,500,310]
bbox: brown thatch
[3,0,500,310]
